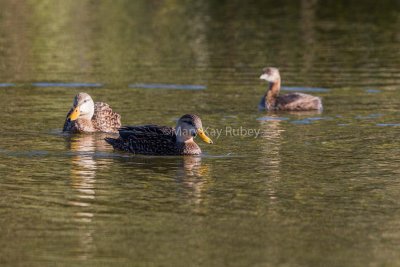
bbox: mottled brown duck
[105,114,213,155]
[259,67,322,111]
[63,92,121,133]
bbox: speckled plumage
[105,114,211,155]
[63,93,121,133]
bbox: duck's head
[175,114,213,144]
[67,92,95,121]
[260,67,280,83]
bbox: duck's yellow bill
[197,129,213,144]
[68,107,80,121]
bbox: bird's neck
[265,79,281,110]
[80,102,95,120]
[81,113,94,120]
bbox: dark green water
[1,0,400,266]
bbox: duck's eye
[191,131,197,137]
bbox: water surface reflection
[65,134,114,260]
[259,115,284,201]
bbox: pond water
[1,0,400,266]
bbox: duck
[259,67,322,111]
[63,92,121,133]
[105,114,213,155]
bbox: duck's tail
[105,137,129,151]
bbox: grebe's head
[260,67,280,83]
[175,114,213,144]
[67,92,95,121]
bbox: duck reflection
[66,133,115,215]
[110,154,211,211]
[258,115,285,200]
[259,111,322,201]
[69,134,97,208]
[65,133,115,260]
[176,156,211,208]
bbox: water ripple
[365,89,381,93]
[376,123,400,127]
[281,86,330,93]
[356,114,383,120]
[129,83,206,90]
[256,116,289,122]
[0,83,15,87]
[32,82,103,88]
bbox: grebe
[259,67,322,111]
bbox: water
[1,0,400,266]
[129,83,207,90]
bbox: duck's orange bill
[197,129,213,144]
[68,107,80,121]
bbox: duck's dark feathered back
[119,125,175,139]
[105,125,186,155]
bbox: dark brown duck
[105,114,213,155]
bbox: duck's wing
[106,125,178,155]
[277,93,322,111]
[92,102,121,133]
[119,125,175,139]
